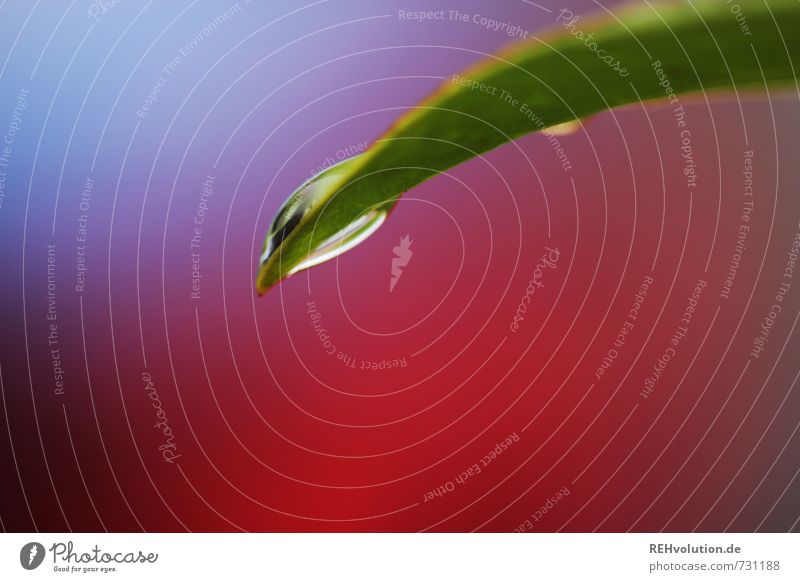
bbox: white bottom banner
[1,533,798,581]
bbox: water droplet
[261,154,387,277]
[287,209,386,276]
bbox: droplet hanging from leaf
[257,0,800,296]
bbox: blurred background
[0,0,798,532]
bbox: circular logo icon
[20,542,46,570]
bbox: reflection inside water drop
[287,209,386,275]
[261,154,387,277]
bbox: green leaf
[257,0,800,295]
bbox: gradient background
[0,0,799,532]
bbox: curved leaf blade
[257,0,800,295]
